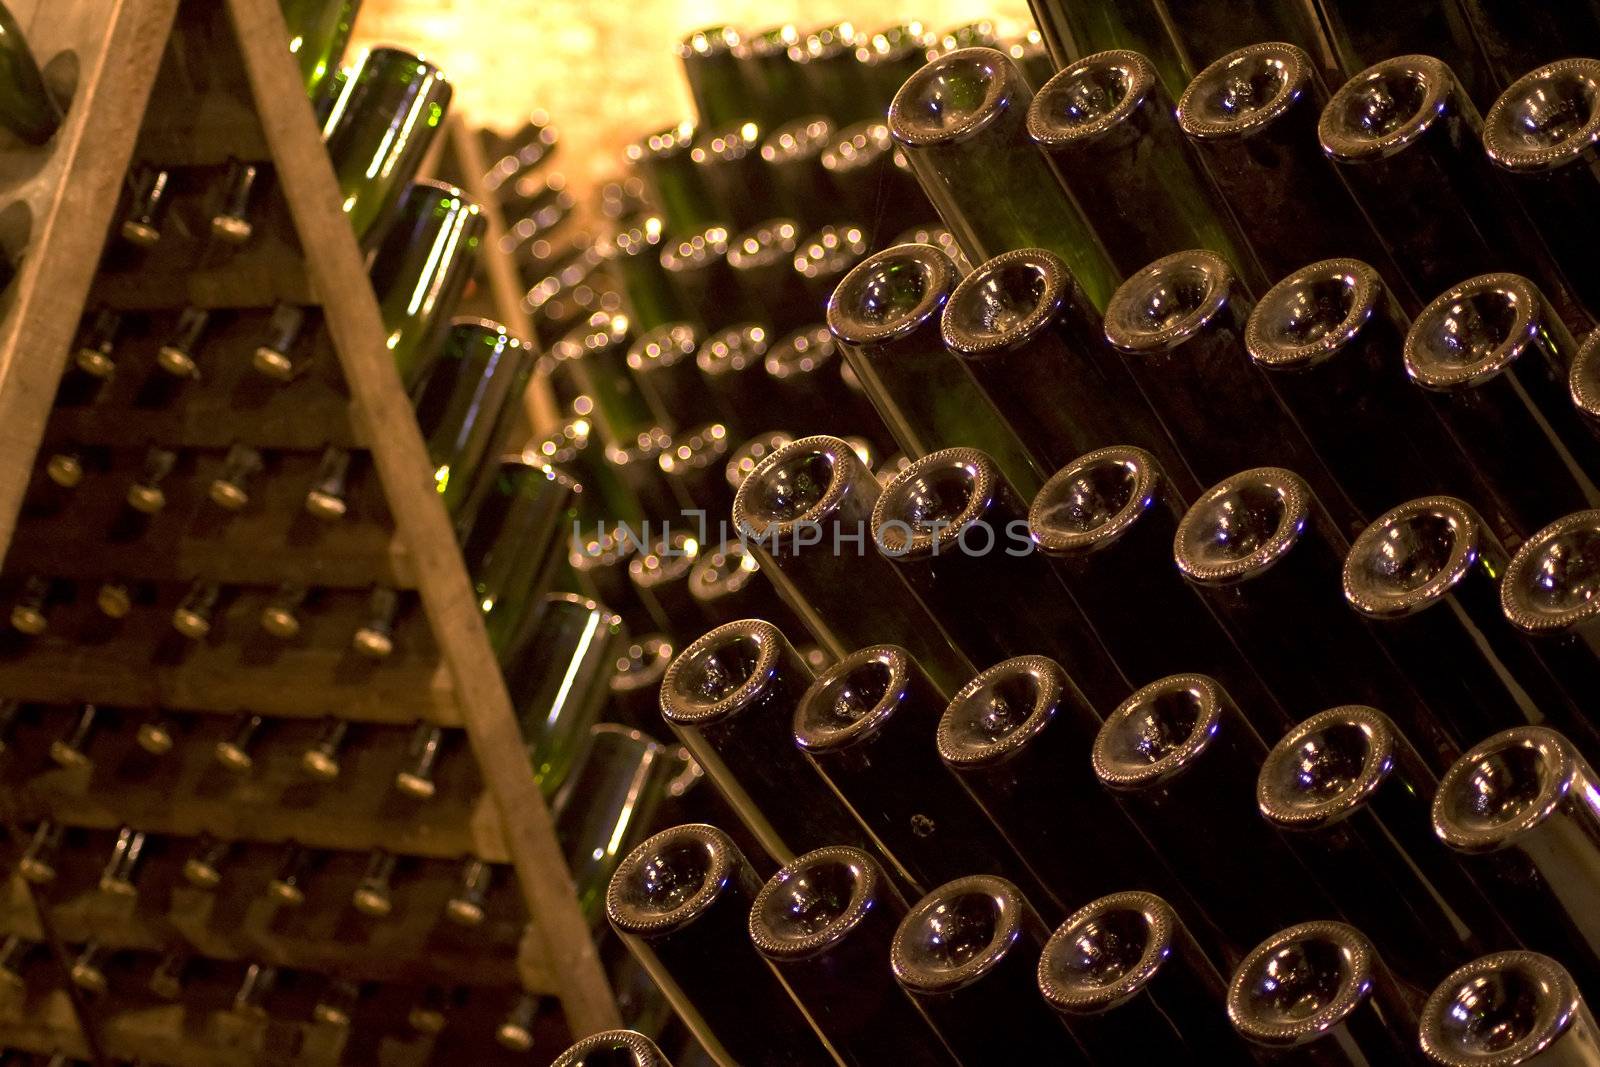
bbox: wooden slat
[225,0,619,1034]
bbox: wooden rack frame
[0,0,619,1052]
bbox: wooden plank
[224,0,619,1033]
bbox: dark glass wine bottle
[725,430,793,495]
[763,324,880,443]
[16,822,60,884]
[660,224,753,333]
[1244,258,1511,534]
[457,458,577,657]
[819,121,933,240]
[1403,273,1600,538]
[1484,60,1600,324]
[758,117,839,231]
[1092,673,1338,964]
[790,23,874,124]
[1420,951,1600,1067]
[606,429,681,526]
[794,645,1043,901]
[659,423,733,528]
[1161,0,1337,81]
[937,657,1178,921]
[352,586,401,659]
[690,124,771,232]
[942,247,1195,492]
[727,217,815,336]
[1175,43,1408,303]
[97,826,147,897]
[888,47,1118,311]
[1463,5,1600,109]
[793,225,869,308]
[626,322,715,430]
[1317,0,1495,108]
[1028,446,1291,731]
[602,216,685,335]
[607,824,832,1066]
[6,574,50,636]
[677,26,746,129]
[687,540,799,633]
[1027,50,1261,288]
[627,124,720,238]
[252,303,311,382]
[551,1030,674,1067]
[732,25,809,127]
[1024,1,1190,99]
[890,875,1078,1060]
[215,712,265,774]
[827,244,1044,494]
[1500,510,1600,714]
[0,3,59,145]
[280,0,361,103]
[659,619,865,862]
[872,448,1128,707]
[552,311,655,449]
[1174,467,1457,766]
[1320,56,1588,326]
[502,593,625,797]
[321,47,451,242]
[444,857,493,927]
[1003,30,1054,91]
[606,635,674,733]
[1344,496,1599,757]
[729,435,975,693]
[1039,891,1251,1063]
[1227,921,1422,1063]
[367,180,485,391]
[1260,705,1515,988]
[749,846,958,1065]
[1433,726,1600,990]
[628,531,702,644]
[119,166,171,248]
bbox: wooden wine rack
[0,0,621,1061]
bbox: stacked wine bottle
[529,6,1600,1067]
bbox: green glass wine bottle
[600,215,688,333]
[0,2,58,146]
[321,46,451,242]
[677,26,747,130]
[367,180,485,392]
[410,317,534,518]
[626,123,720,238]
[1025,0,1191,97]
[732,25,810,127]
[279,0,361,104]
[888,47,1118,310]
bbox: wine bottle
[1261,705,1515,988]
[729,435,975,693]
[820,121,934,239]
[795,645,1045,903]
[757,117,839,231]
[659,424,734,528]
[0,3,59,145]
[1483,61,1600,324]
[1433,726,1600,988]
[1458,4,1600,89]
[1163,0,1338,79]
[569,526,647,636]
[280,0,361,103]
[792,22,874,124]
[126,446,177,514]
[50,703,99,769]
[690,124,772,232]
[552,1030,674,1067]
[352,849,397,917]
[606,429,681,526]
[659,620,867,862]
[415,317,535,517]
[688,539,800,634]
[793,225,869,308]
[351,586,401,659]
[1092,673,1337,963]
[627,124,720,238]
[607,824,832,1066]
[763,325,878,442]
[1039,891,1250,1062]
[172,580,226,640]
[321,46,451,242]
[300,447,351,522]
[72,310,122,381]
[1500,510,1600,712]
[1345,496,1599,757]
[628,532,701,643]
[209,159,261,246]
[1320,56,1587,325]
[888,47,1118,311]
[1227,922,1422,1063]
[156,307,212,379]
[1245,258,1510,532]
[7,574,50,635]
[551,313,655,450]
[97,826,147,897]
[16,822,60,884]
[1023,1,1189,98]
[1028,446,1291,731]
[1175,43,1408,301]
[214,712,265,774]
[1404,273,1600,536]
[942,247,1195,491]
[890,875,1077,1060]
[1419,951,1600,1066]
[827,244,1044,493]
[661,225,756,334]
[267,843,314,907]
[626,322,715,430]
[929,20,999,55]
[392,723,446,800]
[872,448,1128,708]
[367,180,486,392]
[1318,0,1494,107]
[555,723,677,924]
[458,459,578,656]
[1003,29,1054,90]
[182,836,232,890]
[311,977,360,1028]
[501,593,625,797]
[1027,50,1262,288]
[1174,467,1457,767]
[136,713,177,757]
[606,635,675,733]
[300,716,352,777]
[725,431,793,495]
[749,846,958,1065]
[69,941,109,995]
[208,444,262,512]
[732,25,808,127]
[119,167,170,248]
[728,218,814,336]
[856,23,934,106]
[1103,250,1360,520]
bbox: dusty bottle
[1317,0,1495,108]
[1459,4,1600,89]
